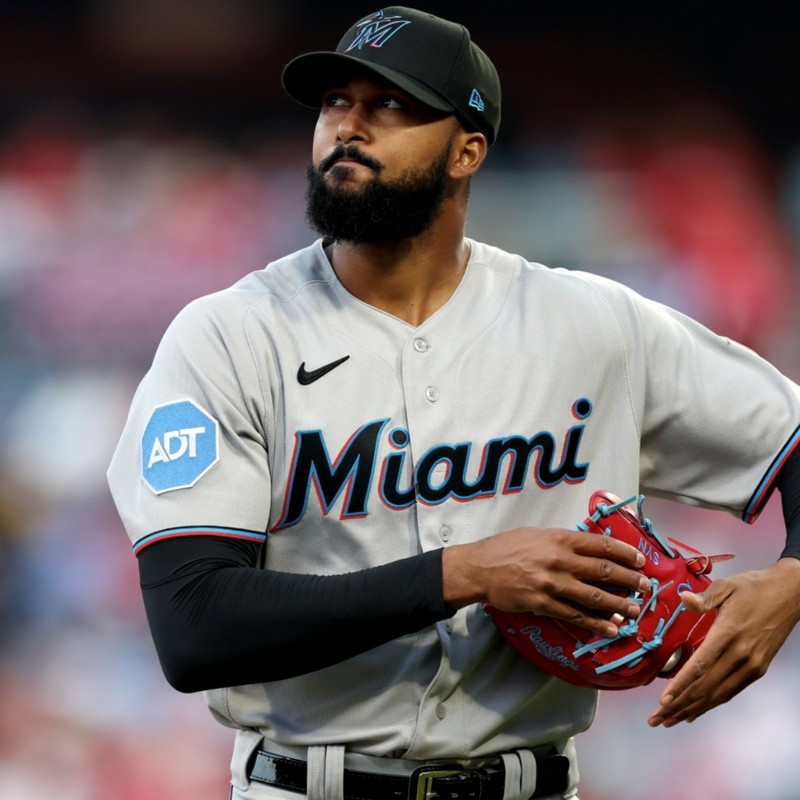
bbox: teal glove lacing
[573,495,685,675]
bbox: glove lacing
[573,494,687,675]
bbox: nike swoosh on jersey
[297,355,350,385]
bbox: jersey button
[435,703,447,720]
[425,386,440,402]
[439,524,452,543]
[413,338,429,353]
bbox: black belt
[248,748,570,800]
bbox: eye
[379,95,405,110]
[322,93,349,108]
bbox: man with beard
[108,6,800,800]
[305,120,455,245]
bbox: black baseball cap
[282,6,501,145]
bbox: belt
[248,748,570,800]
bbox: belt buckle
[409,765,466,800]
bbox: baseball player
[107,6,800,800]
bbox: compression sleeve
[137,536,452,692]
[777,445,800,560]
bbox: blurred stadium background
[1,1,799,798]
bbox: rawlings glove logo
[520,625,580,671]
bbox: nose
[336,104,369,144]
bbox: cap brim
[282,52,454,115]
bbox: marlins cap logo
[345,9,412,51]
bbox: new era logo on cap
[345,9,412,51]
[468,89,485,112]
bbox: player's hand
[442,526,650,639]
[648,558,800,727]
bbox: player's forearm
[777,444,800,560]
[440,541,489,609]
[137,536,451,692]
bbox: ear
[449,130,488,179]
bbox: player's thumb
[679,590,709,614]
[680,581,730,614]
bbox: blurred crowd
[2,72,800,799]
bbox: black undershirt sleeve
[777,444,800,560]
[136,442,800,695]
[137,536,453,692]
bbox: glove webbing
[576,494,676,558]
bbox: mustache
[319,145,383,174]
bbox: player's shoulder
[169,240,331,327]
[231,238,333,300]
[470,239,642,304]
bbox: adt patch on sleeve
[141,400,219,494]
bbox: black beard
[305,143,451,244]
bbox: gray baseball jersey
[108,238,800,762]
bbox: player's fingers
[680,580,733,614]
[648,657,723,726]
[654,584,737,699]
[655,666,760,727]
[677,591,706,614]
[648,623,740,726]
[571,553,650,596]
[649,639,724,718]
[566,579,645,621]
[543,598,633,639]
[573,531,646,569]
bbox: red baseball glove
[484,491,732,690]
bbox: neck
[329,210,470,327]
